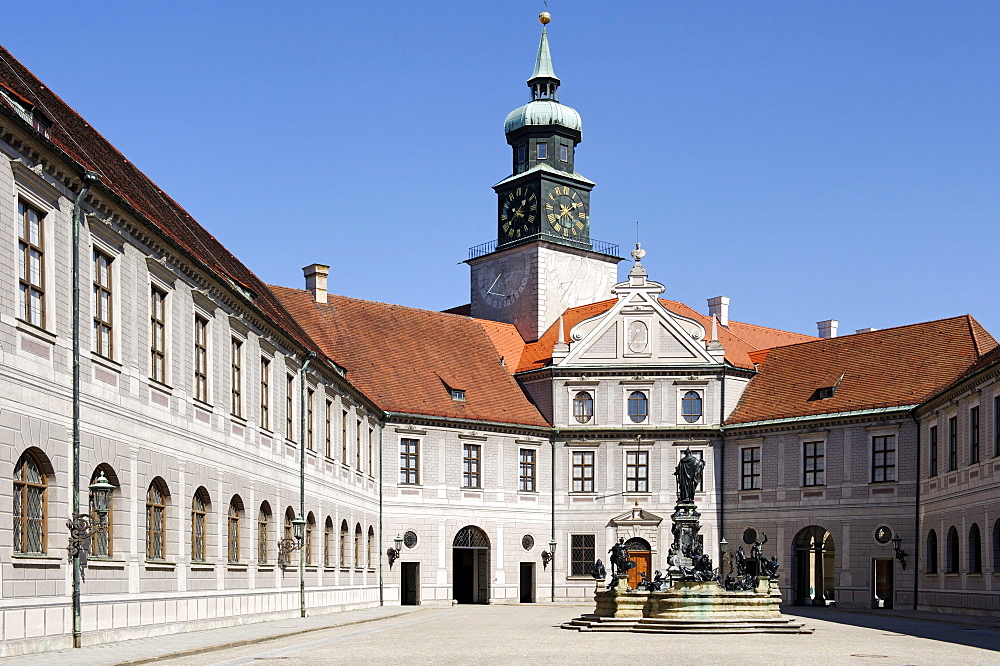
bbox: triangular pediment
[609,506,663,527]
[556,273,718,367]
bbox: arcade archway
[793,526,835,605]
[453,526,490,604]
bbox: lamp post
[386,533,403,568]
[67,470,115,648]
[278,515,306,570]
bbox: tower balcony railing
[468,238,620,260]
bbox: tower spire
[528,12,560,101]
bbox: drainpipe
[550,434,556,603]
[911,411,921,611]
[71,171,100,649]
[718,365,727,554]
[378,423,384,606]
[299,351,316,618]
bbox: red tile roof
[270,287,548,427]
[515,298,815,372]
[0,47,315,352]
[726,315,997,425]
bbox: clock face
[478,255,530,310]
[544,185,588,238]
[500,185,538,241]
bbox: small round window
[403,530,418,549]
[628,391,648,423]
[682,391,702,423]
[522,534,535,551]
[573,391,594,423]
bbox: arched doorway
[793,526,835,605]
[453,526,490,604]
[624,537,652,589]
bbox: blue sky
[4,1,998,338]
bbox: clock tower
[468,13,622,342]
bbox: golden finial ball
[539,11,551,25]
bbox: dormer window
[450,389,466,402]
[817,387,835,400]
[536,142,547,160]
[32,112,51,138]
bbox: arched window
[324,517,334,567]
[90,465,119,558]
[368,526,375,570]
[573,392,594,423]
[258,502,271,564]
[228,496,244,563]
[627,391,648,423]
[969,523,982,574]
[993,519,1000,572]
[146,478,169,560]
[305,512,316,566]
[946,526,960,573]
[282,507,295,566]
[340,520,349,568]
[13,450,48,554]
[926,529,938,574]
[682,391,703,423]
[191,487,210,562]
[354,523,363,569]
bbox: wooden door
[627,551,652,589]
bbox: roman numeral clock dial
[500,185,538,241]
[545,185,588,237]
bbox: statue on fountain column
[674,447,705,503]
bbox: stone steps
[561,615,814,634]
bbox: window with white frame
[625,450,648,492]
[400,438,419,484]
[627,391,648,423]
[93,249,114,359]
[681,390,703,423]
[194,316,209,403]
[463,443,481,488]
[519,448,536,491]
[231,338,243,417]
[570,534,595,575]
[571,450,595,492]
[17,201,46,327]
[150,287,167,383]
[573,391,594,423]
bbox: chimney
[303,264,330,304]
[817,319,839,339]
[856,327,878,334]
[707,296,730,327]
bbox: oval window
[628,391,648,423]
[682,391,702,423]
[573,391,594,424]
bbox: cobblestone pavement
[4,604,1000,666]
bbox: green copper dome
[504,100,582,134]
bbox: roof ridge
[754,314,978,354]
[268,285,480,321]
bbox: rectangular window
[572,450,595,492]
[400,438,419,485]
[570,534,595,576]
[560,143,569,161]
[517,144,526,164]
[948,416,958,471]
[519,448,536,492]
[342,410,348,462]
[93,250,114,358]
[625,450,649,493]
[463,443,481,488]
[231,338,242,417]
[194,316,208,402]
[741,447,761,490]
[356,420,362,469]
[995,396,1000,458]
[306,388,315,451]
[325,399,333,458]
[929,426,938,477]
[803,441,825,487]
[690,450,705,492]
[970,406,980,464]
[286,375,295,440]
[260,357,270,430]
[18,201,45,327]
[150,288,167,383]
[369,428,374,476]
[536,141,547,160]
[872,435,897,482]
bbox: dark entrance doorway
[519,562,535,603]
[793,525,836,605]
[872,558,894,608]
[453,525,490,604]
[401,562,420,605]
[624,537,652,590]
